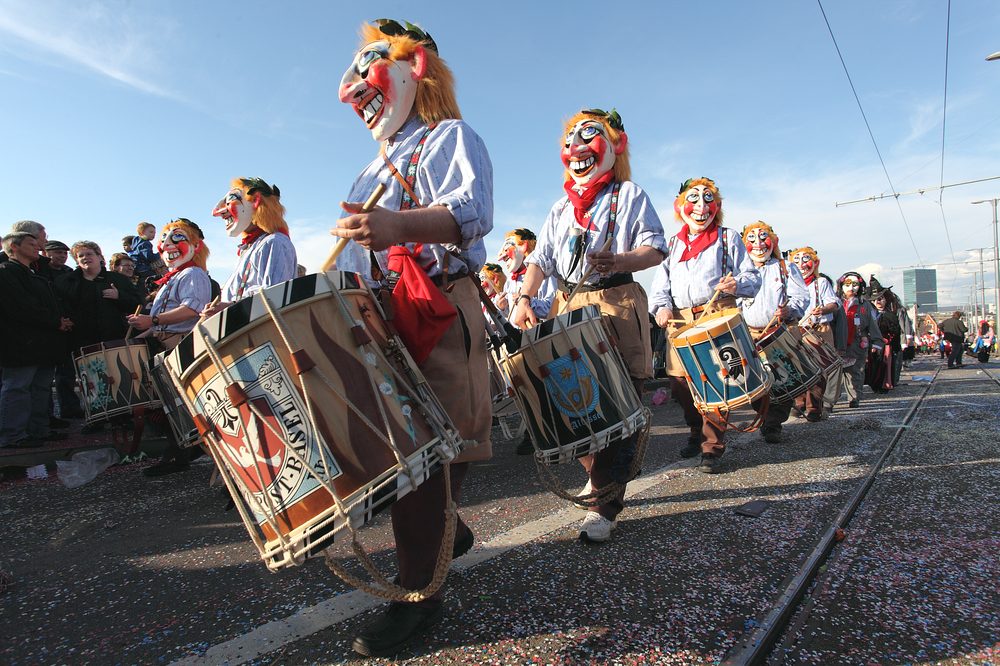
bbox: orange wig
[561,111,630,183]
[674,177,724,226]
[359,23,461,124]
[233,178,288,235]
[480,263,507,291]
[162,219,209,270]
[504,228,537,255]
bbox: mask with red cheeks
[158,229,198,269]
[674,179,721,233]
[561,119,625,188]
[743,227,774,263]
[790,249,818,279]
[339,39,425,141]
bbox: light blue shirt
[649,226,761,314]
[221,233,298,302]
[802,275,839,325]
[150,267,212,334]
[336,117,494,280]
[739,258,809,329]
[526,180,668,285]
[502,271,554,319]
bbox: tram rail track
[722,366,943,665]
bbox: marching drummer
[330,19,493,657]
[739,222,809,443]
[649,177,761,473]
[497,227,554,455]
[788,246,840,418]
[511,107,667,543]
[127,218,213,477]
[479,262,508,313]
[202,177,298,317]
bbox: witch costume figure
[511,107,667,542]
[865,275,900,392]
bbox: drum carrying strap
[565,181,622,282]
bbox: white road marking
[169,458,695,665]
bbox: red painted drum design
[498,305,646,465]
[163,272,465,571]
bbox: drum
[150,353,201,448]
[757,324,824,402]
[498,305,645,465]
[162,271,464,571]
[669,308,771,412]
[800,326,844,407]
[74,339,160,423]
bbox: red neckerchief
[676,222,719,262]
[155,261,196,286]
[237,227,266,255]
[510,264,527,282]
[844,298,859,346]
[803,273,815,285]
[563,172,615,229]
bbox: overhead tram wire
[816,0,923,266]
[937,0,959,298]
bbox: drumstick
[695,273,733,324]
[558,234,615,315]
[124,305,143,341]
[321,182,388,273]
[198,295,222,322]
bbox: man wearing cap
[43,241,74,276]
[43,240,83,417]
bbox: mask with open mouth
[674,178,722,233]
[213,187,255,238]
[157,219,207,271]
[742,221,777,264]
[499,228,537,275]
[789,247,819,280]
[561,111,628,189]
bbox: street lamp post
[972,198,1000,326]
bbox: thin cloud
[0,1,181,101]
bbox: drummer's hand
[511,297,538,330]
[101,284,118,300]
[775,305,790,321]
[128,314,153,331]
[654,307,672,329]
[201,301,231,318]
[811,305,825,316]
[716,274,737,295]
[586,250,617,276]
[332,203,401,252]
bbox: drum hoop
[669,307,744,344]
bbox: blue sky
[1,0,999,309]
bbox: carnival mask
[499,237,527,274]
[744,227,774,263]
[339,40,424,141]
[212,187,257,238]
[675,184,720,233]
[562,119,622,188]
[842,277,861,297]
[791,250,817,278]
[158,229,198,269]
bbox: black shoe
[805,412,822,423]
[697,454,719,474]
[352,602,443,657]
[5,438,45,449]
[453,526,474,559]
[762,430,782,444]
[49,416,70,429]
[80,422,106,435]
[848,400,860,408]
[515,434,533,456]
[142,459,190,477]
[956,363,965,368]
[679,436,701,459]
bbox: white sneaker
[574,479,593,510]
[579,512,616,542]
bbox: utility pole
[971,198,1000,326]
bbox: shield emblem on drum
[718,346,746,385]
[543,355,599,420]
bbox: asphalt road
[1,355,996,665]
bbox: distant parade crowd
[1,18,996,659]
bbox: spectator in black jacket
[43,240,74,276]
[0,232,73,448]
[54,241,143,351]
[44,240,83,418]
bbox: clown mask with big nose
[562,120,625,190]
[212,187,259,238]
[499,236,527,274]
[158,229,198,269]
[675,184,720,234]
[791,251,817,280]
[744,228,774,264]
[339,40,425,141]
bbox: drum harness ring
[192,276,461,601]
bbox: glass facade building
[902,268,937,309]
